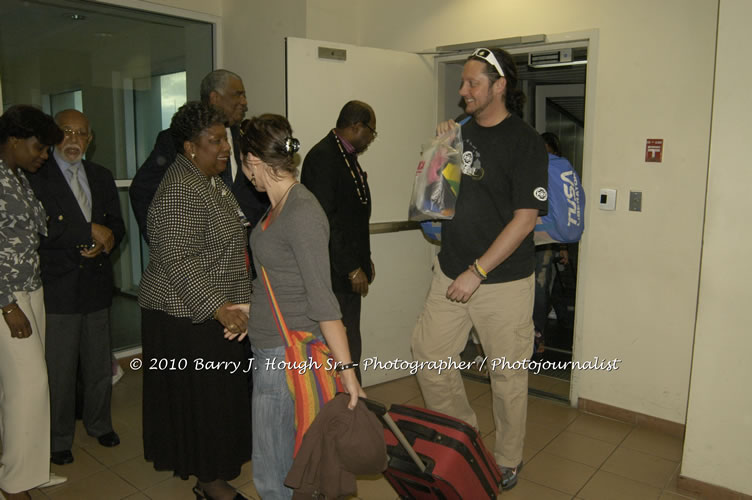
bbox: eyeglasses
[363,122,378,138]
[471,48,505,77]
[62,127,90,139]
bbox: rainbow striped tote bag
[260,266,344,455]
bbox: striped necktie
[220,127,235,188]
[68,163,91,222]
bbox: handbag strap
[260,266,293,347]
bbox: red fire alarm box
[646,139,663,163]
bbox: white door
[286,37,436,386]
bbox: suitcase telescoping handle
[361,398,427,473]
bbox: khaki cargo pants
[411,259,534,467]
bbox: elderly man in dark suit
[301,100,377,382]
[129,69,269,244]
[28,109,125,466]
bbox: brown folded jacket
[285,393,387,499]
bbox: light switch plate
[629,191,642,212]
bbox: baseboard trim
[577,397,685,439]
[677,475,752,500]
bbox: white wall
[305,0,362,45]
[681,0,752,495]
[222,0,306,117]
[303,0,718,425]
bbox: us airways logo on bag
[561,170,582,226]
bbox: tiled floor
[23,369,698,499]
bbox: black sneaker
[499,461,523,490]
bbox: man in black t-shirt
[411,47,548,491]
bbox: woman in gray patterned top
[0,105,64,499]
[138,102,251,500]
[233,114,366,500]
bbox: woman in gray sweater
[231,114,365,500]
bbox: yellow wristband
[468,264,486,281]
[474,259,488,279]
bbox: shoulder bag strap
[260,266,293,347]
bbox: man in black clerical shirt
[301,101,377,382]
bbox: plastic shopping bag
[408,123,463,221]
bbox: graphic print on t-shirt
[461,139,484,179]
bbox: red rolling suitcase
[364,400,502,499]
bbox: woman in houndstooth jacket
[138,101,251,500]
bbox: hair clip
[284,137,300,155]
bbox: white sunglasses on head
[471,48,505,77]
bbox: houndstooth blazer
[138,153,250,323]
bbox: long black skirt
[141,308,251,481]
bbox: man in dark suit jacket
[129,69,269,244]
[301,101,377,381]
[28,109,125,466]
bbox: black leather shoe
[97,431,120,447]
[50,450,74,465]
